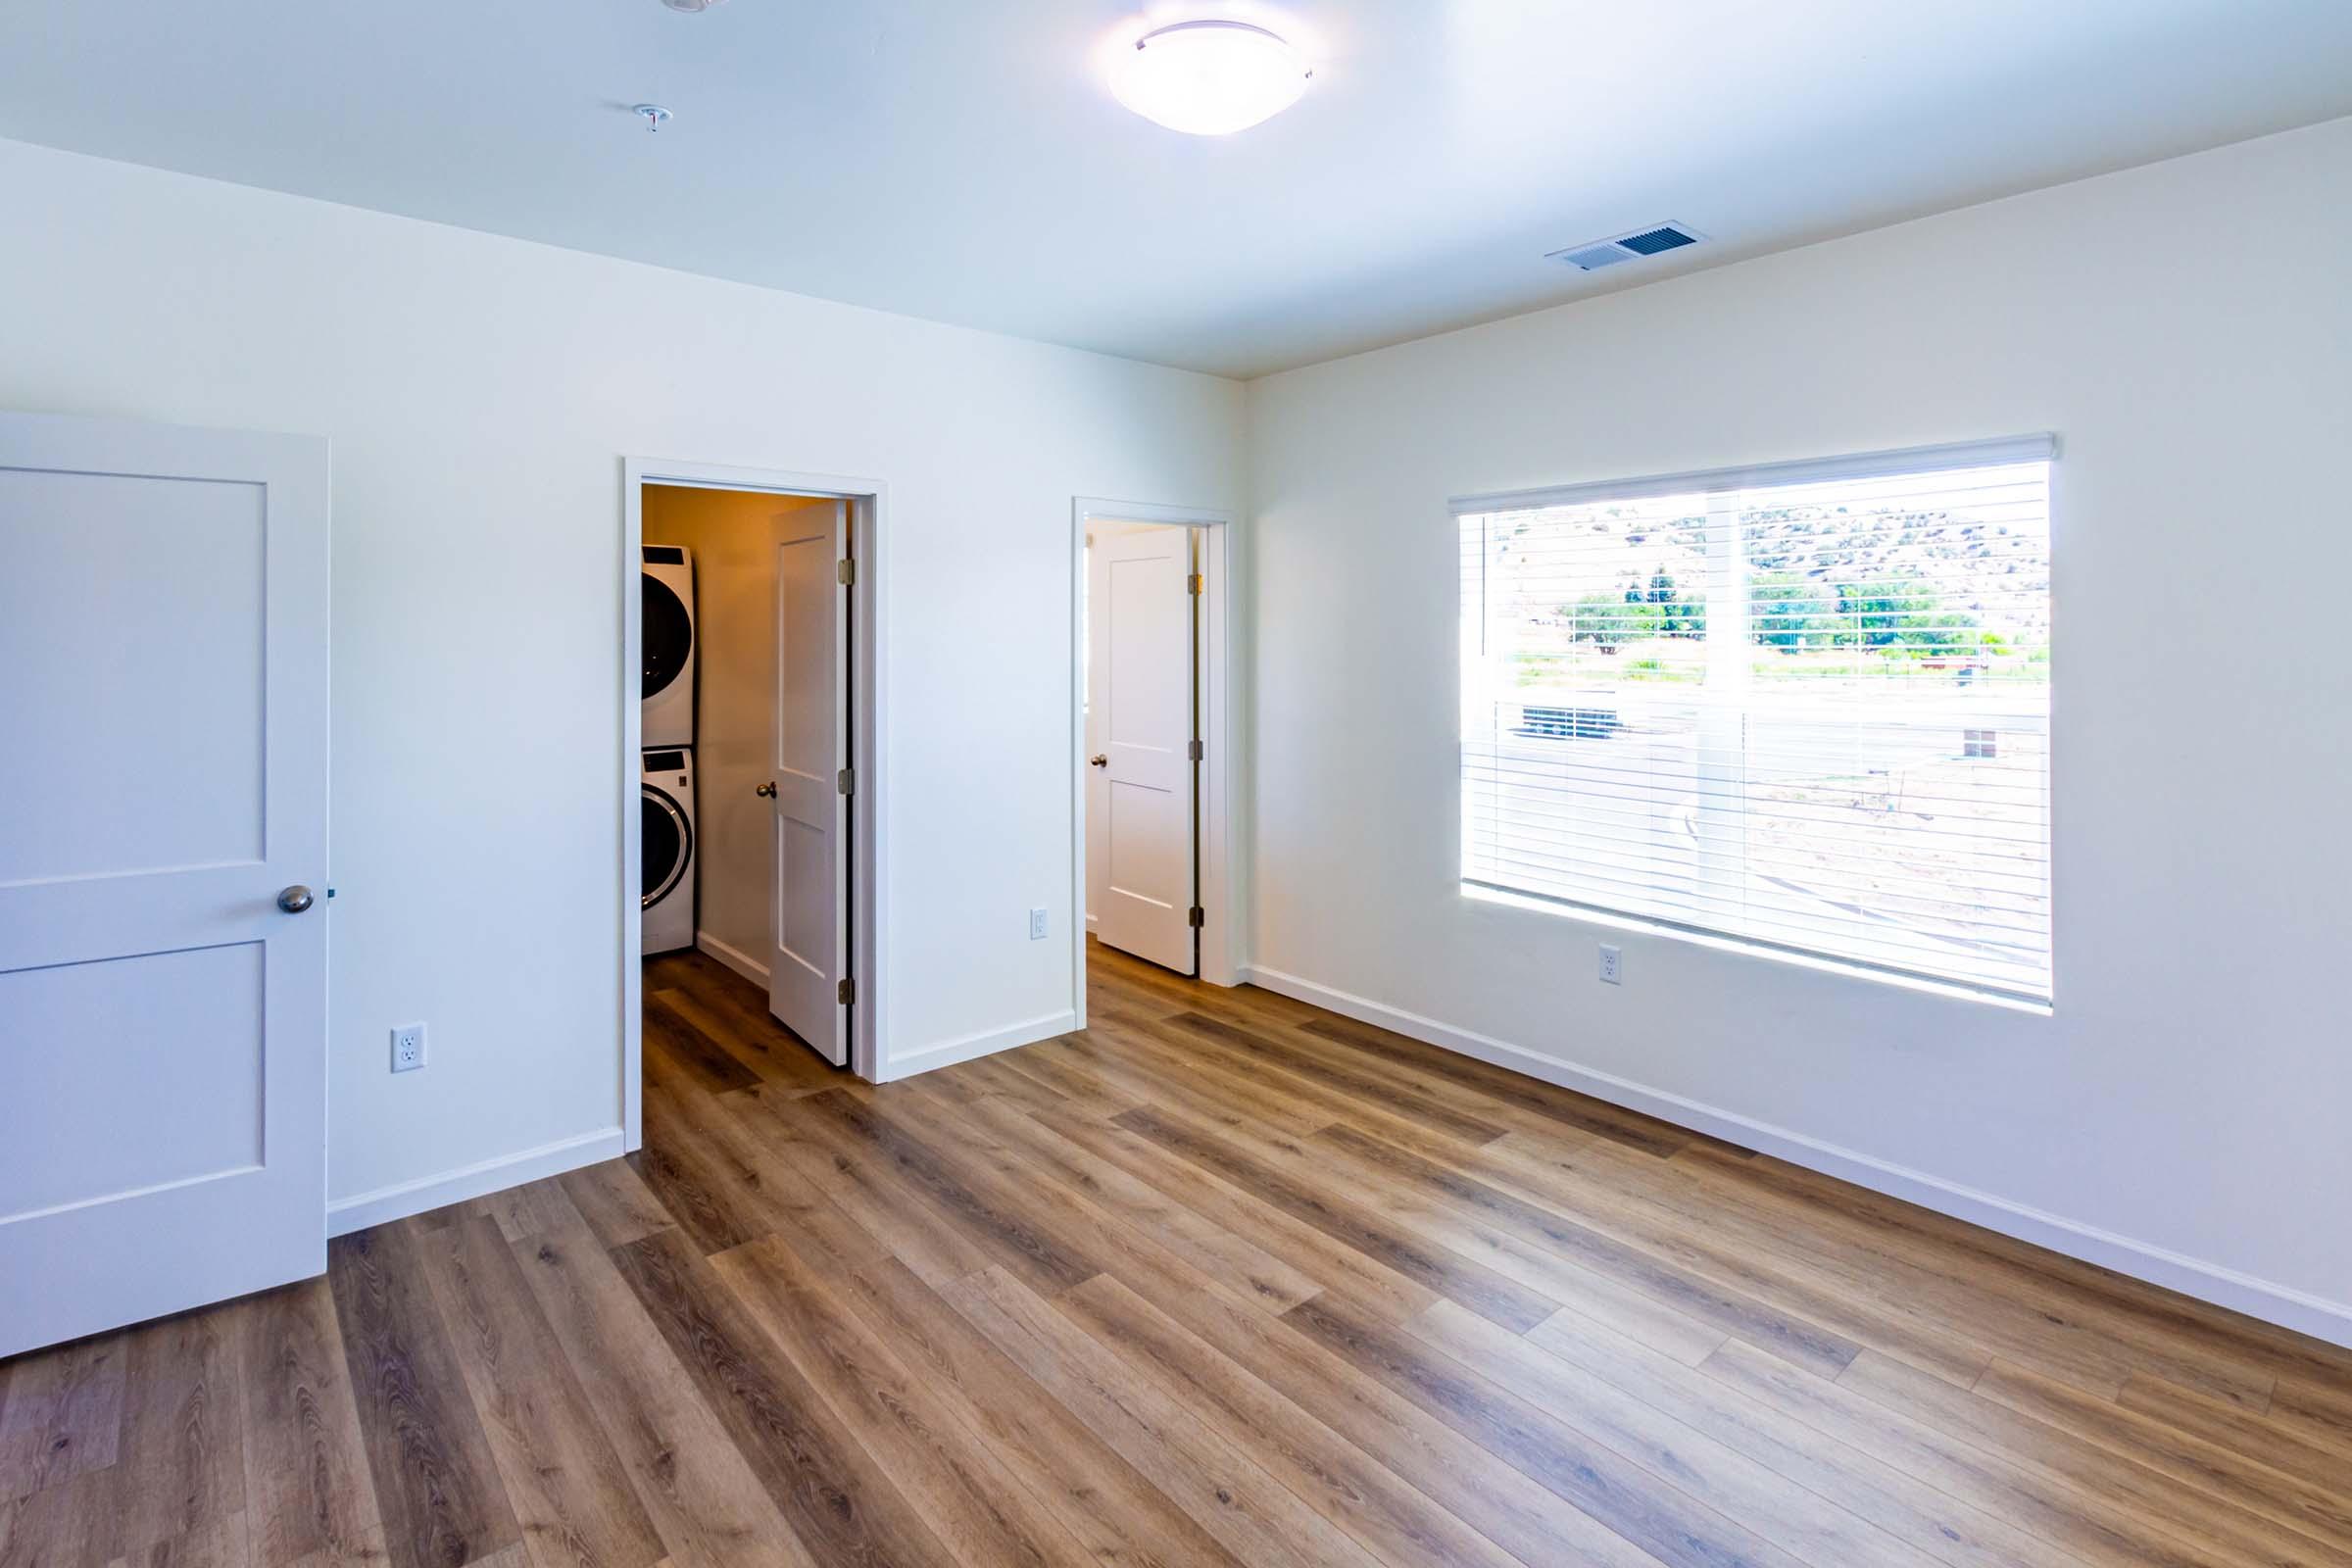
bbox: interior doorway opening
[1074,498,1238,1014]
[622,462,884,1151]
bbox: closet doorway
[621,461,884,1151]
[1074,498,1239,1006]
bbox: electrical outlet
[390,1022,426,1073]
[1028,906,1050,941]
[1597,945,1623,986]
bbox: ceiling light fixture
[660,0,728,11]
[1111,19,1312,136]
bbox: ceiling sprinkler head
[632,103,673,132]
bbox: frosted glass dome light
[1112,20,1312,136]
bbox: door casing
[621,460,884,1147]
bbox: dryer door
[642,571,692,701]
[642,784,692,907]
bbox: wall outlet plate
[1598,945,1623,985]
[1028,906,1050,941]
[390,1022,426,1072]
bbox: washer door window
[643,572,692,701]
[642,785,692,909]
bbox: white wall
[0,136,1242,1219]
[1244,117,2352,1344]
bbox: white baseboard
[326,1127,625,1237]
[881,1009,1079,1083]
[1242,963,2352,1351]
[696,930,770,985]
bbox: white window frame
[1452,434,2058,1008]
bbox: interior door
[766,501,849,1065]
[1090,524,1198,974]
[0,411,329,1358]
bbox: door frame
[1071,496,1241,1017]
[622,459,885,1149]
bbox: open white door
[766,501,850,1065]
[1090,524,1198,974]
[0,411,329,1358]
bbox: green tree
[1635,565,1706,639]
[1837,573,1981,655]
[1563,591,1660,648]
[1748,571,1839,650]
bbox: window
[1458,438,2054,1004]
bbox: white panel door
[1091,525,1197,974]
[766,502,848,1065]
[0,411,329,1358]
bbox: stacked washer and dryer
[641,546,698,955]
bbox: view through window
[1459,444,2053,1003]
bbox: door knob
[1089,754,1108,767]
[755,781,777,798]
[277,884,316,914]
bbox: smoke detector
[661,0,727,10]
[1546,222,1707,272]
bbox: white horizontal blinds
[1461,449,2053,1002]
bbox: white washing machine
[641,747,696,956]
[642,544,696,749]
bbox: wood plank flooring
[7,940,2352,1568]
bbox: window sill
[1460,882,2054,1016]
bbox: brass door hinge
[837,767,854,796]
[1187,906,1205,929]
[837,559,856,586]
[1186,739,1203,761]
[838,977,856,1005]
[1188,572,1203,596]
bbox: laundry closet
[641,483,850,1064]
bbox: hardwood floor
[7,941,2352,1568]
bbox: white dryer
[641,747,697,956]
[642,544,696,749]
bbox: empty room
[4,4,2350,1566]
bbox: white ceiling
[6,1,2347,378]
